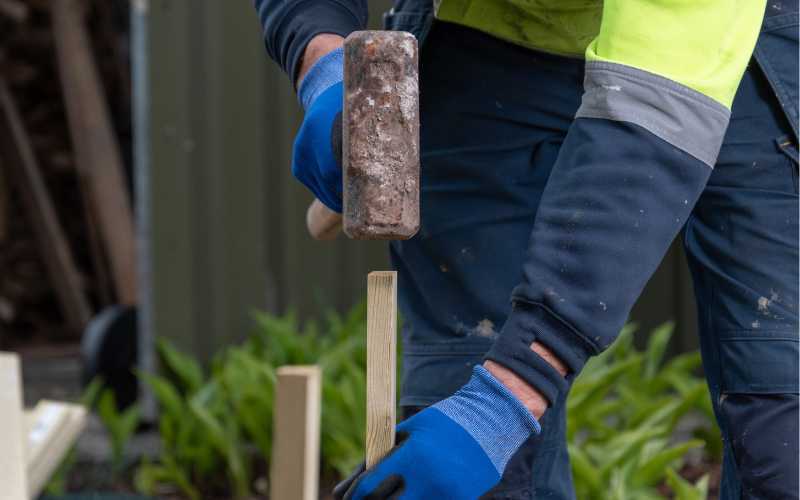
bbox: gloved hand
[333,366,540,500]
[294,47,345,212]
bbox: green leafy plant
[96,388,142,473]
[666,466,710,500]
[134,301,381,499]
[567,321,721,499]
[43,376,118,495]
[133,304,720,499]
[42,447,74,496]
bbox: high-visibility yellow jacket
[436,0,766,109]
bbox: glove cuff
[297,47,344,110]
[432,365,540,476]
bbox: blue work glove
[333,366,540,500]
[294,47,345,212]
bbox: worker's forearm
[253,0,366,86]
[485,116,713,409]
[296,34,345,91]
[484,342,568,420]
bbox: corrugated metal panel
[148,0,391,362]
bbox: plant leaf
[157,338,205,394]
[632,439,704,487]
[644,321,675,382]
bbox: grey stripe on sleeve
[576,61,731,167]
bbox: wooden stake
[26,403,87,499]
[51,0,138,305]
[0,75,93,332]
[366,271,397,468]
[23,400,70,474]
[0,352,28,500]
[271,365,321,500]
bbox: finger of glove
[313,87,345,201]
[343,431,412,500]
[333,459,366,500]
[335,431,411,500]
[348,474,405,500]
[291,153,342,212]
[331,109,344,171]
[311,83,344,196]
[292,83,344,212]
[292,126,343,212]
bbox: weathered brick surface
[342,31,420,240]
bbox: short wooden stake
[366,271,397,468]
[271,365,322,500]
[0,352,28,500]
[25,401,87,499]
[24,399,70,470]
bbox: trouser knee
[719,393,799,500]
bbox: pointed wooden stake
[366,271,397,468]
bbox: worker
[254,0,799,498]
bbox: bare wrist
[483,342,569,420]
[296,34,345,90]
[530,341,569,377]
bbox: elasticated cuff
[262,0,367,87]
[433,366,540,475]
[297,47,343,109]
[484,302,599,406]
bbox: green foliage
[96,389,142,473]
[134,305,720,499]
[81,375,107,408]
[567,321,721,499]
[665,466,710,500]
[43,375,130,494]
[134,301,382,499]
[43,447,74,496]
[134,455,201,500]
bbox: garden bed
[43,306,723,500]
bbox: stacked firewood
[0,0,131,350]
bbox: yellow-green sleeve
[586,0,767,108]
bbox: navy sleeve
[254,0,368,86]
[484,118,712,405]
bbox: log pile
[0,0,131,350]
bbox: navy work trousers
[386,10,799,500]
